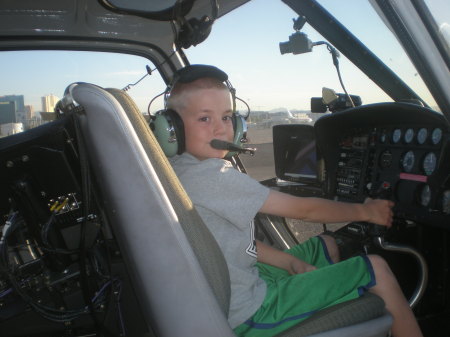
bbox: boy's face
[179,87,234,160]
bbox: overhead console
[315,102,450,228]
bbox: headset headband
[164,64,236,111]
[172,64,228,84]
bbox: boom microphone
[210,139,256,155]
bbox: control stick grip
[369,181,393,237]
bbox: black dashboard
[314,102,450,229]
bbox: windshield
[184,0,442,180]
[0,51,166,136]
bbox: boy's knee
[367,254,387,267]
[367,254,394,278]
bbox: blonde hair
[167,77,230,113]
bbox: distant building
[0,123,23,137]
[40,112,56,122]
[0,101,16,124]
[27,115,43,130]
[0,95,25,112]
[0,95,25,124]
[16,110,27,124]
[25,105,34,119]
[42,94,59,112]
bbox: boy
[165,64,422,337]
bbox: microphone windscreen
[210,139,235,150]
[210,139,256,155]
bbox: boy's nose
[213,119,226,135]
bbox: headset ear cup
[150,109,185,157]
[225,114,247,159]
[166,109,185,154]
[232,114,246,146]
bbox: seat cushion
[275,293,387,337]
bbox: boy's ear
[150,109,185,157]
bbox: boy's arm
[260,190,394,226]
[256,240,316,274]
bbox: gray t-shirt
[170,152,270,328]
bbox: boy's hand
[364,198,395,227]
[288,257,316,275]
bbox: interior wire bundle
[0,209,119,325]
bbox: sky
[0,0,446,114]
[183,0,440,111]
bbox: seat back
[67,83,234,337]
[105,87,231,314]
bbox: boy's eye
[199,116,209,122]
[223,115,233,121]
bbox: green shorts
[234,236,375,337]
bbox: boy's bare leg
[319,234,340,263]
[368,255,423,337]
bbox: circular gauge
[379,150,392,168]
[422,152,437,176]
[442,190,450,214]
[419,184,431,207]
[392,129,402,143]
[431,128,442,145]
[417,128,428,144]
[401,150,415,172]
[404,128,414,143]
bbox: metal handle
[374,236,428,309]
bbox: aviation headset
[150,64,247,157]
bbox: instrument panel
[315,102,450,228]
